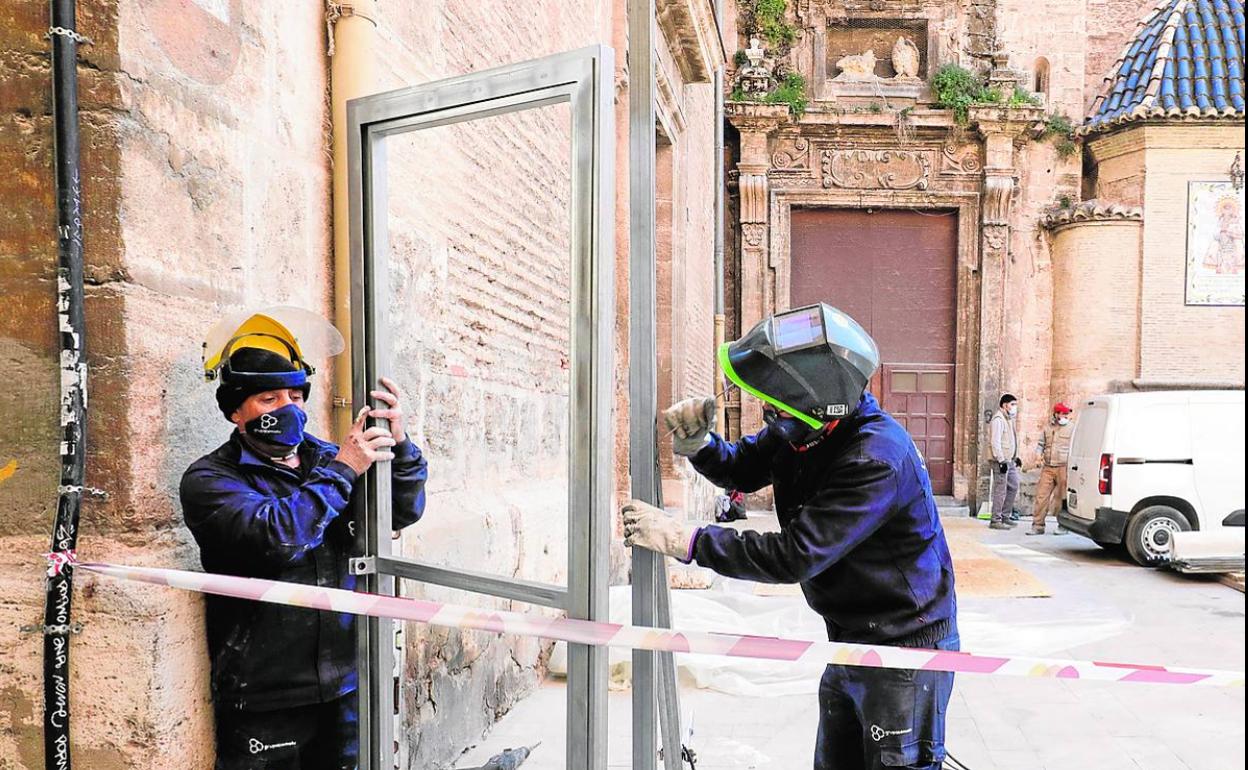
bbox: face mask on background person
[1057,416,1070,426]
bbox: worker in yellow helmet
[183,306,427,770]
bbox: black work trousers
[215,693,357,770]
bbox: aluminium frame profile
[628,0,686,766]
[346,45,615,770]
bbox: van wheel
[1124,505,1191,567]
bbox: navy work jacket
[180,431,427,711]
[691,393,956,647]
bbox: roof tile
[1083,0,1246,133]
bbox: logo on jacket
[258,413,279,432]
[249,737,297,754]
[870,724,913,742]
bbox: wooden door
[790,208,958,493]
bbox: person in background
[1028,402,1074,536]
[988,394,1022,531]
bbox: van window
[1071,405,1108,458]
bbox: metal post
[351,128,396,770]
[628,4,686,766]
[628,0,661,765]
[567,47,614,770]
[44,2,87,768]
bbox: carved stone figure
[833,48,877,81]
[891,36,921,79]
[736,37,774,97]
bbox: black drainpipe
[44,1,88,768]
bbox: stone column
[968,95,1042,511]
[726,103,788,437]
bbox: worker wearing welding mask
[623,303,958,770]
[182,308,428,770]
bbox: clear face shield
[201,306,346,382]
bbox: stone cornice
[657,0,725,84]
[1040,200,1143,231]
[725,101,792,132]
[970,105,1045,140]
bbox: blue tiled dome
[1083,0,1245,133]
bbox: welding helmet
[201,306,345,418]
[719,303,880,431]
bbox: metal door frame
[346,45,615,770]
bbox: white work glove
[622,499,699,562]
[663,396,717,457]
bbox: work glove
[663,396,717,456]
[998,461,1009,474]
[622,499,699,562]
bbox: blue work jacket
[180,431,427,711]
[690,393,956,647]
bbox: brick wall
[1064,123,1246,402]
[658,79,720,518]
[1049,219,1144,402]
[1135,125,1246,385]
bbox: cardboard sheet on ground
[941,516,1054,598]
[549,583,1131,696]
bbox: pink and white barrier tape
[68,559,1244,688]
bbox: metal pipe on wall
[329,0,378,441]
[44,1,88,767]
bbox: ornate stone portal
[725,52,1042,505]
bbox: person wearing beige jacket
[1028,402,1075,535]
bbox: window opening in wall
[1034,57,1051,97]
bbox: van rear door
[1067,401,1110,519]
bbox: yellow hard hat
[201,306,345,382]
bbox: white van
[1059,390,1246,567]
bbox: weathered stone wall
[1083,0,1149,112]
[1,0,332,767]
[992,0,1087,463]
